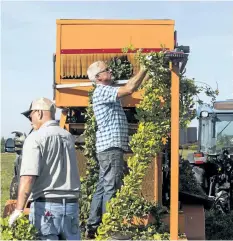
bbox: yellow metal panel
[56,24,61,85]
[55,88,143,107]
[60,24,174,50]
[59,110,68,128]
[55,19,175,107]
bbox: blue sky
[1,1,233,138]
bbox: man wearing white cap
[85,61,148,238]
[9,97,81,240]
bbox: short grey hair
[87,61,105,82]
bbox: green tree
[1,137,5,153]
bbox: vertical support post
[153,155,162,204]
[170,62,180,241]
[60,109,68,129]
[153,156,159,202]
[153,153,163,205]
[56,23,61,85]
[53,54,56,100]
[158,154,163,204]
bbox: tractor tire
[10,176,19,199]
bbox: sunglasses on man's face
[96,67,111,77]
[28,110,38,122]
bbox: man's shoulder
[94,84,117,92]
[58,127,74,139]
[93,85,105,100]
[27,125,72,140]
[93,84,105,93]
[24,128,48,143]
[23,131,40,147]
[44,124,74,139]
[93,84,118,100]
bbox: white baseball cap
[21,97,56,119]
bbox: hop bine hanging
[79,49,219,240]
[95,51,172,240]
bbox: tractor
[187,100,233,213]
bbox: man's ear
[38,110,43,120]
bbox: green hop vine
[79,86,98,231]
[95,50,172,240]
[108,56,133,82]
[80,49,218,239]
[179,78,219,128]
[0,215,38,240]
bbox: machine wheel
[10,176,19,199]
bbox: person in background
[9,97,81,240]
[85,61,149,238]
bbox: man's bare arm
[16,176,36,210]
[117,68,148,98]
[141,73,150,85]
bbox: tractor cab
[198,100,233,156]
[187,100,233,165]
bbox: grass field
[1,153,15,215]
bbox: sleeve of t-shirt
[95,85,120,104]
[20,133,41,176]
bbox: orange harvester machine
[54,19,190,240]
[54,19,176,202]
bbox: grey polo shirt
[20,120,81,200]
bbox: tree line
[1,137,5,153]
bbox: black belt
[35,197,78,203]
